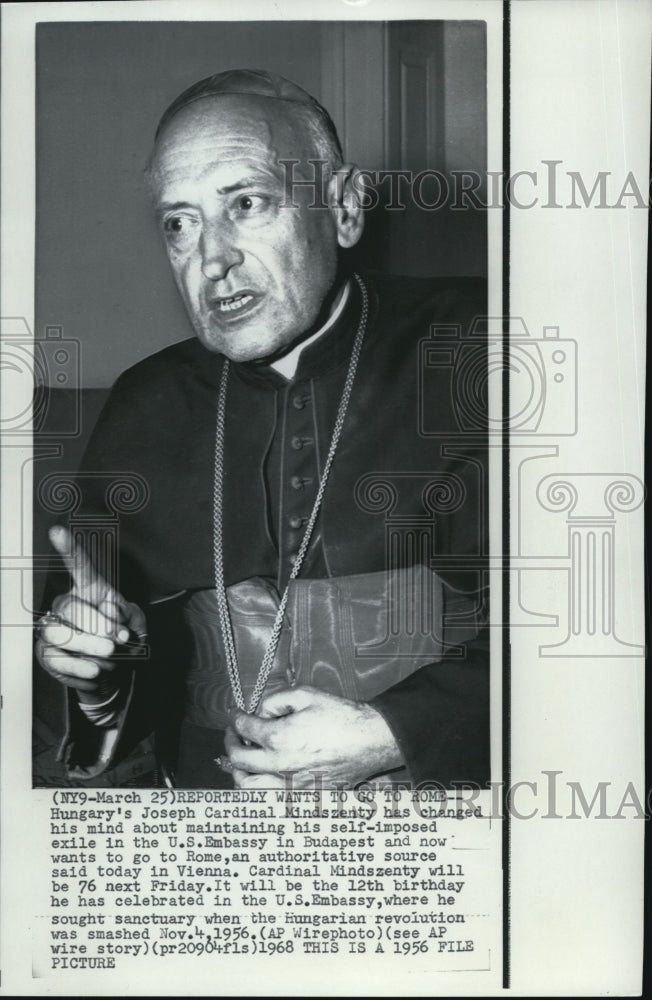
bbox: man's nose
[200,224,244,280]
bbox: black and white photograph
[30,18,493,795]
[0,1,647,995]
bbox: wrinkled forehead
[149,94,311,181]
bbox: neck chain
[212,272,369,714]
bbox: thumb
[49,524,115,607]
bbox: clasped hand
[223,685,404,789]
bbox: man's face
[149,95,346,362]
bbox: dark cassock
[60,270,490,789]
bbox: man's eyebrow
[155,200,195,216]
[215,174,279,194]
[156,176,280,212]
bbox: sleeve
[46,346,213,785]
[56,580,193,784]
[59,667,155,783]
[46,368,161,783]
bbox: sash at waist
[182,565,483,732]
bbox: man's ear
[327,164,365,249]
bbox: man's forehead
[152,94,308,161]
[154,129,277,177]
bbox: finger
[224,726,262,758]
[51,594,129,643]
[38,622,117,659]
[223,726,242,756]
[233,710,278,747]
[257,686,315,718]
[49,525,114,606]
[37,641,111,691]
[235,770,285,789]
[37,639,113,679]
[227,742,276,774]
[98,595,121,628]
[230,764,284,789]
[231,766,251,788]
[282,769,323,789]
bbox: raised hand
[35,525,146,703]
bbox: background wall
[36,20,486,387]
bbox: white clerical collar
[270,279,352,381]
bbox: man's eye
[162,215,198,248]
[236,194,267,214]
[164,215,191,233]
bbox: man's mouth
[215,293,255,313]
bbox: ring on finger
[39,611,62,626]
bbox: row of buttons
[286,388,315,572]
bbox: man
[36,70,489,790]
